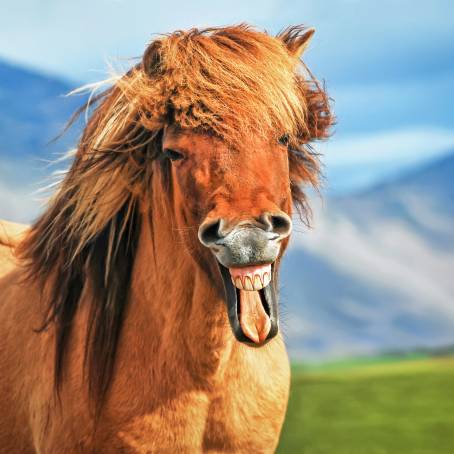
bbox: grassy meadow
[277,355,454,454]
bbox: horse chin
[218,263,279,346]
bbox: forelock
[120,25,310,147]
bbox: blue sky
[1,0,453,192]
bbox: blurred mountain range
[0,59,81,159]
[0,59,82,221]
[283,153,454,360]
[1,58,453,360]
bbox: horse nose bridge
[212,178,280,211]
[225,209,292,238]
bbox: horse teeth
[231,274,270,291]
[263,272,271,287]
[229,265,272,291]
[244,276,253,291]
[234,277,243,290]
[253,275,263,290]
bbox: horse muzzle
[198,213,291,346]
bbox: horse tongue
[239,290,271,344]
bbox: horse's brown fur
[0,25,332,452]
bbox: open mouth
[218,262,279,345]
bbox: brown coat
[0,216,290,453]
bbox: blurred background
[1,1,453,452]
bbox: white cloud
[0,179,40,223]
[0,159,44,223]
[315,124,454,193]
[320,126,454,167]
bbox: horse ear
[143,40,163,76]
[280,27,315,59]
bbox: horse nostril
[261,212,292,238]
[198,218,224,246]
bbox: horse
[0,25,332,452]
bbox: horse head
[160,126,292,344]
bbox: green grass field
[277,356,454,454]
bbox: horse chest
[110,341,290,453]
[202,351,290,452]
[37,336,290,453]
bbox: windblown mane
[17,24,332,407]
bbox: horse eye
[278,134,289,146]
[163,148,185,162]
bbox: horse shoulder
[0,230,52,453]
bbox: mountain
[0,59,83,222]
[282,153,454,360]
[0,59,81,159]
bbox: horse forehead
[165,127,285,179]
[164,126,276,156]
[205,141,284,171]
[196,147,281,181]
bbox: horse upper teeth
[244,277,253,291]
[263,272,270,287]
[231,272,270,291]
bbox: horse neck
[128,196,233,376]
